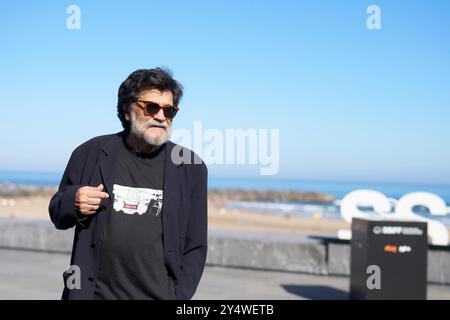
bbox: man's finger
[85,190,109,199]
[80,186,101,191]
[80,210,96,215]
[80,204,99,214]
[80,185,105,193]
[77,208,92,215]
[85,198,101,205]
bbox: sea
[1,171,449,226]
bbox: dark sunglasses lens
[142,102,177,118]
[145,102,160,116]
[163,107,177,118]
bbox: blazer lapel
[99,132,123,195]
[96,132,123,235]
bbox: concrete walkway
[0,248,449,300]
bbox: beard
[130,111,172,146]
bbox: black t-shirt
[93,137,176,300]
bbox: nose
[153,107,166,122]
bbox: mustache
[144,121,170,129]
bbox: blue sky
[0,0,449,184]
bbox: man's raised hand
[75,184,109,215]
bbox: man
[48,68,208,300]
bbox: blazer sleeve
[175,162,208,300]
[48,148,90,230]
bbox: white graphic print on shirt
[112,184,163,216]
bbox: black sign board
[350,218,428,300]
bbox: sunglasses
[134,100,179,118]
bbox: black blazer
[48,131,208,300]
